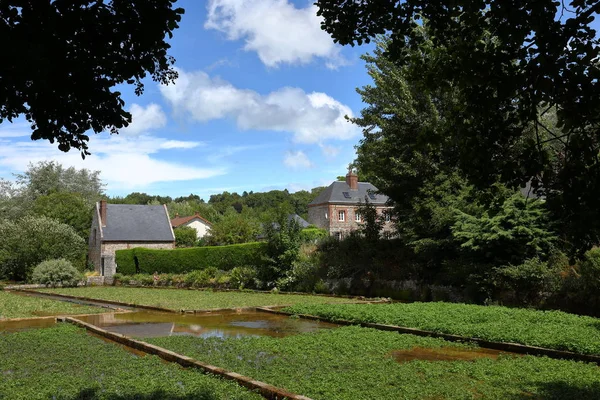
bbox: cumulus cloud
[205,0,345,68]
[120,103,167,136]
[0,134,223,189]
[283,150,312,170]
[160,69,359,144]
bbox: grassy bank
[146,325,600,400]
[0,324,261,400]
[283,302,600,355]
[0,291,102,319]
[39,287,352,310]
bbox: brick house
[307,170,392,238]
[89,200,175,277]
[171,212,212,239]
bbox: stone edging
[257,307,600,365]
[60,317,312,400]
[0,311,130,323]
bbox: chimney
[100,200,107,227]
[346,168,358,190]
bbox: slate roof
[101,204,175,242]
[171,213,212,228]
[308,181,389,206]
[289,214,310,228]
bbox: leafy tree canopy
[1,1,184,153]
[318,0,600,252]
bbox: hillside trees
[1,1,184,153]
[317,0,600,253]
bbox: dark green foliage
[0,215,86,280]
[31,258,82,287]
[258,214,302,288]
[1,2,184,153]
[0,324,260,399]
[316,0,600,253]
[32,192,92,239]
[174,226,198,248]
[149,325,600,400]
[299,227,328,243]
[205,209,260,245]
[355,198,385,242]
[115,242,268,275]
[284,302,600,356]
[230,267,258,290]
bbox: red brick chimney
[100,200,107,227]
[346,169,358,190]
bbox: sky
[0,0,375,199]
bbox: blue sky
[0,0,375,199]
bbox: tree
[0,216,86,281]
[317,0,600,253]
[1,1,184,153]
[174,226,197,248]
[32,192,92,239]
[205,208,260,246]
[16,161,104,205]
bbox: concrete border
[0,311,130,323]
[61,317,312,400]
[257,307,600,364]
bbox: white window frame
[325,212,328,220]
[355,212,361,222]
[384,212,391,222]
[338,210,345,222]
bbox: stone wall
[100,241,175,277]
[307,204,329,230]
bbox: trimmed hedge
[115,242,268,274]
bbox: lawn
[146,325,600,400]
[284,302,600,355]
[0,324,261,400]
[39,286,353,310]
[0,291,103,319]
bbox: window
[92,229,97,245]
[355,212,361,222]
[384,212,391,222]
[368,193,377,200]
[325,212,328,220]
[334,232,342,240]
[342,192,351,199]
[338,210,345,221]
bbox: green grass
[39,286,352,310]
[146,325,600,400]
[0,324,261,400]
[0,291,103,319]
[283,302,600,355]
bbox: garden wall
[115,242,268,274]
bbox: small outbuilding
[88,200,175,277]
[170,211,212,239]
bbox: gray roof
[288,214,311,228]
[309,181,389,206]
[101,204,174,242]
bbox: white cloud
[0,135,223,189]
[320,144,341,157]
[120,103,167,136]
[283,150,312,170]
[160,69,359,144]
[0,122,32,138]
[205,0,345,68]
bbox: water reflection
[75,310,337,339]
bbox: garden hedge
[115,242,268,274]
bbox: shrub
[230,267,257,289]
[115,242,268,275]
[299,228,328,243]
[31,259,82,287]
[495,257,561,306]
[174,226,197,248]
[0,216,86,281]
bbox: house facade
[307,170,393,238]
[170,212,212,239]
[89,200,175,277]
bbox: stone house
[170,212,212,239]
[89,200,175,277]
[307,170,392,238]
